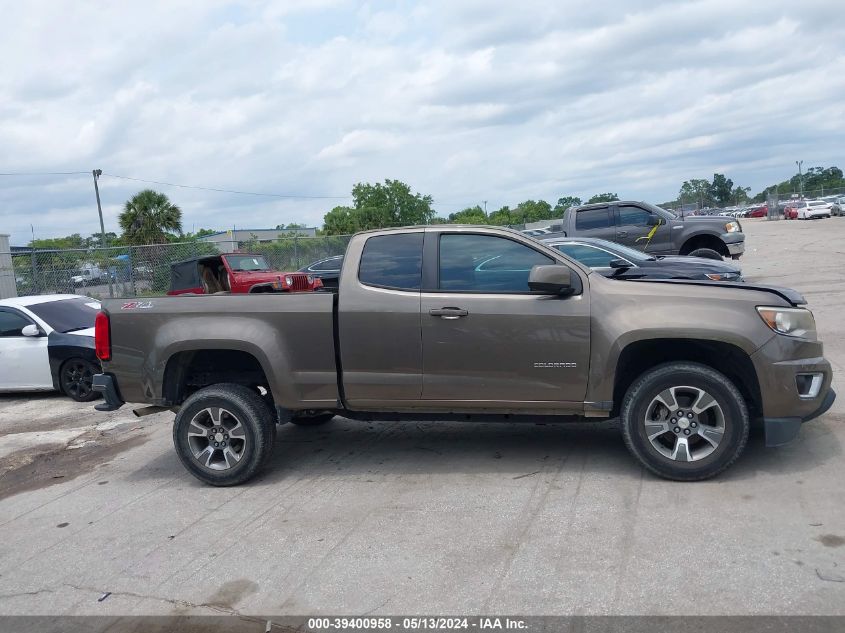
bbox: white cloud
[1,0,844,244]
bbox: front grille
[289,274,311,291]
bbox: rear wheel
[60,358,99,402]
[687,248,723,260]
[621,362,749,481]
[173,384,276,486]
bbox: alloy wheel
[186,407,248,470]
[643,386,726,462]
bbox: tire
[620,362,749,481]
[290,413,335,426]
[173,383,276,486]
[60,358,99,402]
[687,248,724,261]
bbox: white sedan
[794,200,832,220]
[0,294,102,401]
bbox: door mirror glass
[21,324,41,337]
[528,265,576,295]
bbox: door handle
[429,307,468,319]
[617,230,628,238]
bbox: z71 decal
[121,301,154,310]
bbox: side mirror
[609,258,631,270]
[528,265,578,296]
[647,215,661,226]
[21,324,41,337]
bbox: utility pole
[483,200,488,216]
[796,160,804,199]
[92,169,114,298]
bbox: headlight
[725,221,740,233]
[757,307,816,339]
[284,275,293,286]
[705,272,740,281]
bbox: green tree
[586,193,620,204]
[322,180,434,235]
[119,189,183,245]
[678,180,712,207]
[554,196,582,214]
[731,185,751,205]
[487,206,515,226]
[710,173,734,205]
[182,228,218,241]
[448,205,488,224]
[513,199,554,223]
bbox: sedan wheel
[60,358,99,402]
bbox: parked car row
[784,200,835,220]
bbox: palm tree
[119,189,183,245]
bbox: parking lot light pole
[92,169,114,298]
[796,160,804,198]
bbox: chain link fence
[1,234,352,300]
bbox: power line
[101,172,351,200]
[0,171,89,176]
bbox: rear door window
[575,208,612,230]
[358,233,423,290]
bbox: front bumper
[721,232,745,257]
[764,388,836,446]
[751,334,835,446]
[92,373,125,412]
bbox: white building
[200,227,318,252]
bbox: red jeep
[167,253,321,295]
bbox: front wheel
[60,358,99,402]
[621,362,749,481]
[687,248,723,260]
[173,384,276,486]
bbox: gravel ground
[0,217,843,616]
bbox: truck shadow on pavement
[129,415,842,486]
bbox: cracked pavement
[0,218,843,615]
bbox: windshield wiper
[63,326,90,333]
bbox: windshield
[225,255,270,271]
[551,239,655,262]
[27,297,100,333]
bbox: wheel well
[162,349,269,405]
[612,339,762,418]
[679,234,729,256]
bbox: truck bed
[102,293,338,408]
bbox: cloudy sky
[1,0,843,245]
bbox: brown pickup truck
[92,225,835,485]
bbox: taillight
[95,311,111,361]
